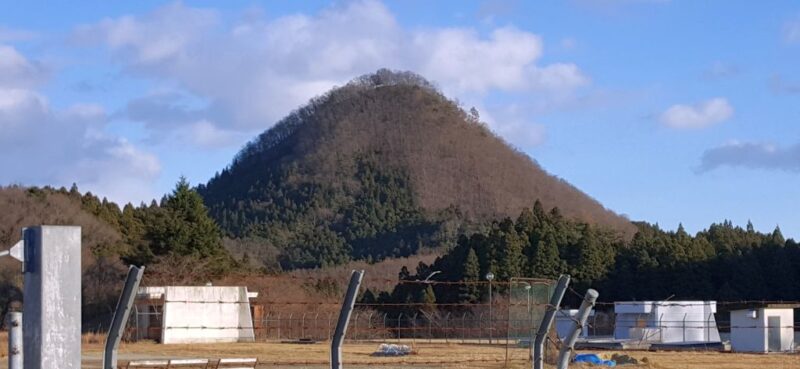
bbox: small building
[730,303,798,353]
[134,285,258,344]
[556,309,594,339]
[614,301,720,343]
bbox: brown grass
[1,334,798,369]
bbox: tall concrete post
[533,275,570,369]
[330,270,364,369]
[556,289,598,369]
[22,226,82,369]
[8,312,22,369]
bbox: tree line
[366,200,800,313]
[26,178,234,277]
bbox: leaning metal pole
[103,265,145,369]
[8,311,22,369]
[330,270,364,369]
[533,275,570,369]
[556,289,599,369]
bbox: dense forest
[370,200,800,311]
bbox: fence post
[328,312,333,340]
[383,314,388,341]
[479,313,485,344]
[397,314,403,342]
[103,265,144,369]
[8,311,22,369]
[411,313,418,345]
[301,313,307,339]
[265,312,272,341]
[534,275,570,369]
[461,313,466,344]
[330,270,364,369]
[683,313,687,343]
[315,313,321,341]
[444,313,451,343]
[428,314,432,343]
[286,312,295,340]
[556,289,598,369]
[277,313,282,340]
[352,312,359,342]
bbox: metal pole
[534,275,569,369]
[302,313,307,339]
[428,314,432,343]
[328,313,333,341]
[103,265,145,369]
[288,313,293,339]
[397,314,402,342]
[330,270,364,369]
[8,312,22,369]
[462,313,466,343]
[556,289,598,369]
[412,313,418,345]
[683,313,687,343]
[352,312,359,342]
[488,280,493,344]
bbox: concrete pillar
[22,226,81,369]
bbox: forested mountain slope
[199,70,634,269]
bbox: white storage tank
[613,301,720,343]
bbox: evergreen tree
[530,231,566,279]
[459,247,481,302]
[134,177,231,272]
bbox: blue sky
[1,0,799,237]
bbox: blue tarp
[573,353,617,367]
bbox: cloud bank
[697,141,800,173]
[74,0,588,148]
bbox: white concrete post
[22,226,82,369]
[8,312,22,369]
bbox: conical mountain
[199,69,634,269]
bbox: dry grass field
[2,334,799,369]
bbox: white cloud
[0,46,160,204]
[73,3,218,65]
[74,0,588,146]
[412,27,587,94]
[659,97,733,129]
[698,140,800,173]
[0,26,37,42]
[784,17,800,44]
[0,44,47,88]
[769,74,800,94]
